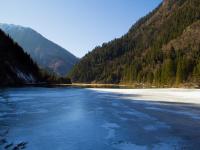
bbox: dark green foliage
[40,70,71,84]
[0,29,41,86]
[161,58,176,85]
[0,29,71,86]
[193,60,200,85]
[69,0,200,87]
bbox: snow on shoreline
[89,88,200,104]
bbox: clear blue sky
[0,0,162,57]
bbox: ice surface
[0,87,200,150]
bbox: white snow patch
[89,88,200,104]
[16,69,35,83]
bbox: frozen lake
[0,87,200,150]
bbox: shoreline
[1,82,199,89]
[55,83,200,89]
[0,82,200,89]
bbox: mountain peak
[0,23,27,31]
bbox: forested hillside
[0,29,41,86]
[69,0,200,87]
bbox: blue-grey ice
[0,87,200,150]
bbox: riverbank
[1,82,199,89]
[62,83,200,89]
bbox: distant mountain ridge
[0,23,79,76]
[69,0,200,87]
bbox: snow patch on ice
[89,88,200,104]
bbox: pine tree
[161,58,176,85]
[176,58,184,84]
[193,61,200,85]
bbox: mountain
[0,24,79,76]
[69,0,200,87]
[0,29,42,86]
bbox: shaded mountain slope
[0,24,79,76]
[0,29,41,86]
